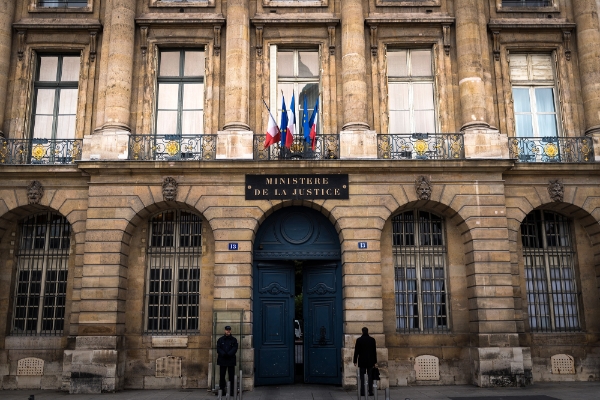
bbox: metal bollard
[364,373,369,399]
[239,370,243,400]
[373,380,378,400]
[218,389,222,400]
[385,388,390,400]
[233,374,238,400]
[356,368,361,400]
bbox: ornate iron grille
[254,134,339,160]
[521,210,580,332]
[37,1,88,7]
[0,138,82,165]
[509,137,594,163]
[393,210,448,333]
[128,134,216,161]
[146,210,202,335]
[377,133,464,160]
[13,212,71,336]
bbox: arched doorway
[253,207,342,386]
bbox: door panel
[304,263,341,384]
[254,264,294,385]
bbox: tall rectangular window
[31,55,80,140]
[387,49,436,134]
[509,54,559,137]
[145,210,202,334]
[13,213,70,336]
[393,210,448,333]
[37,1,88,7]
[502,1,551,6]
[273,48,320,140]
[521,210,580,332]
[156,49,205,136]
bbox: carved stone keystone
[27,180,44,205]
[548,179,564,202]
[162,177,178,202]
[415,176,432,201]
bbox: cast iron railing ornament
[253,134,339,161]
[377,133,464,160]
[128,134,217,161]
[0,138,82,165]
[509,136,593,163]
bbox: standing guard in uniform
[217,325,238,396]
[353,326,377,396]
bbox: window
[509,54,559,138]
[271,47,320,141]
[31,55,80,140]
[156,49,205,136]
[502,1,551,6]
[521,210,580,332]
[145,210,202,334]
[37,0,88,7]
[387,49,436,134]
[12,212,70,336]
[393,210,448,333]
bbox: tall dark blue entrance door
[253,207,342,386]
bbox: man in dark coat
[353,327,377,396]
[217,325,238,395]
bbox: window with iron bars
[145,210,202,334]
[393,210,448,333]
[12,212,70,336]
[521,210,580,332]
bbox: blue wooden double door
[254,261,342,385]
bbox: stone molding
[135,13,226,27]
[251,13,339,26]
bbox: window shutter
[509,54,529,82]
[270,44,277,113]
[530,54,553,81]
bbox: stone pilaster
[0,0,15,137]
[455,0,489,131]
[339,0,376,158]
[83,0,136,160]
[219,0,253,158]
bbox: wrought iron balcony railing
[37,0,88,7]
[128,134,217,161]
[509,136,594,163]
[0,138,82,165]
[254,134,340,160]
[377,133,464,160]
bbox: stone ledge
[13,19,102,31]
[135,13,226,26]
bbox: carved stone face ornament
[415,176,432,201]
[27,180,44,205]
[548,179,564,203]
[162,177,178,202]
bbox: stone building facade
[0,0,599,393]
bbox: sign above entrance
[245,174,349,200]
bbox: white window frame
[509,53,561,138]
[269,45,321,138]
[386,48,437,134]
[29,0,93,12]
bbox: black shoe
[368,392,374,396]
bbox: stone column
[455,0,507,159]
[573,0,600,160]
[82,0,136,160]
[0,0,15,137]
[217,0,253,159]
[339,0,377,159]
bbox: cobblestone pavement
[1,382,599,400]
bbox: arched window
[13,212,70,335]
[145,210,202,334]
[393,210,448,333]
[521,210,580,332]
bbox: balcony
[253,134,340,161]
[377,133,465,160]
[0,138,82,165]
[509,137,594,163]
[128,135,217,161]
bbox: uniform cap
[224,326,232,330]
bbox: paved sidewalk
[1,382,599,400]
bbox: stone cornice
[135,13,226,27]
[13,18,102,31]
[365,13,454,26]
[251,13,339,26]
[488,18,576,31]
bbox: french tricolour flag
[286,94,296,149]
[263,108,280,149]
[309,98,319,151]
